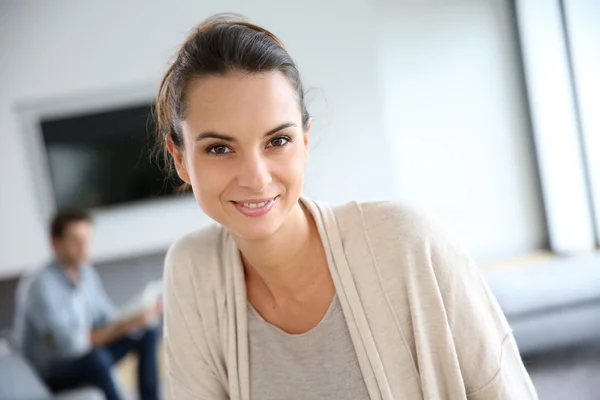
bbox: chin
[227,216,283,241]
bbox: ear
[303,118,312,156]
[165,135,191,185]
[50,237,60,252]
[50,236,64,259]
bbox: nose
[237,151,272,192]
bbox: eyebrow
[195,122,297,142]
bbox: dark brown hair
[50,208,92,239]
[154,14,310,185]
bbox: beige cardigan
[163,198,537,399]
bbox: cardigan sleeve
[466,333,538,399]
[355,201,537,399]
[163,234,228,400]
[424,210,538,399]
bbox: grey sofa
[0,271,106,400]
[486,252,600,355]
[486,251,600,399]
[0,350,104,400]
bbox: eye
[206,144,232,155]
[267,136,291,148]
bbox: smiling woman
[167,71,310,239]
[155,13,537,400]
[165,70,308,241]
[155,15,310,242]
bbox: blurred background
[0,0,599,399]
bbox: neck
[233,201,325,301]
[56,257,81,282]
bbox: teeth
[242,201,268,208]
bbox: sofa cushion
[486,252,600,318]
[0,353,52,400]
[486,252,600,355]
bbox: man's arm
[90,313,147,347]
[86,266,163,347]
[90,300,162,347]
[87,265,137,347]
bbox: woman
[156,14,537,400]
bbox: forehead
[182,71,300,138]
[62,221,92,237]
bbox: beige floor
[479,250,555,271]
[114,340,165,394]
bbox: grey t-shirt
[248,295,370,400]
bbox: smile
[242,201,269,208]
[232,196,278,217]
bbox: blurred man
[22,209,161,400]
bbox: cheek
[188,156,235,202]
[282,161,304,183]
[280,148,307,179]
[65,243,79,255]
[75,241,87,252]
[187,153,219,190]
[269,152,306,195]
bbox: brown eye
[267,136,291,148]
[206,145,231,155]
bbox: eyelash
[205,135,293,156]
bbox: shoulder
[27,264,60,303]
[165,223,226,268]
[332,200,473,283]
[29,264,57,289]
[333,200,452,247]
[164,223,228,298]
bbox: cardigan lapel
[304,198,393,400]
[225,232,250,400]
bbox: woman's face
[170,71,309,240]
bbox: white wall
[376,0,546,260]
[563,0,600,245]
[0,0,395,278]
[0,0,546,278]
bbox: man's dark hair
[50,208,92,238]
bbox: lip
[232,196,278,217]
